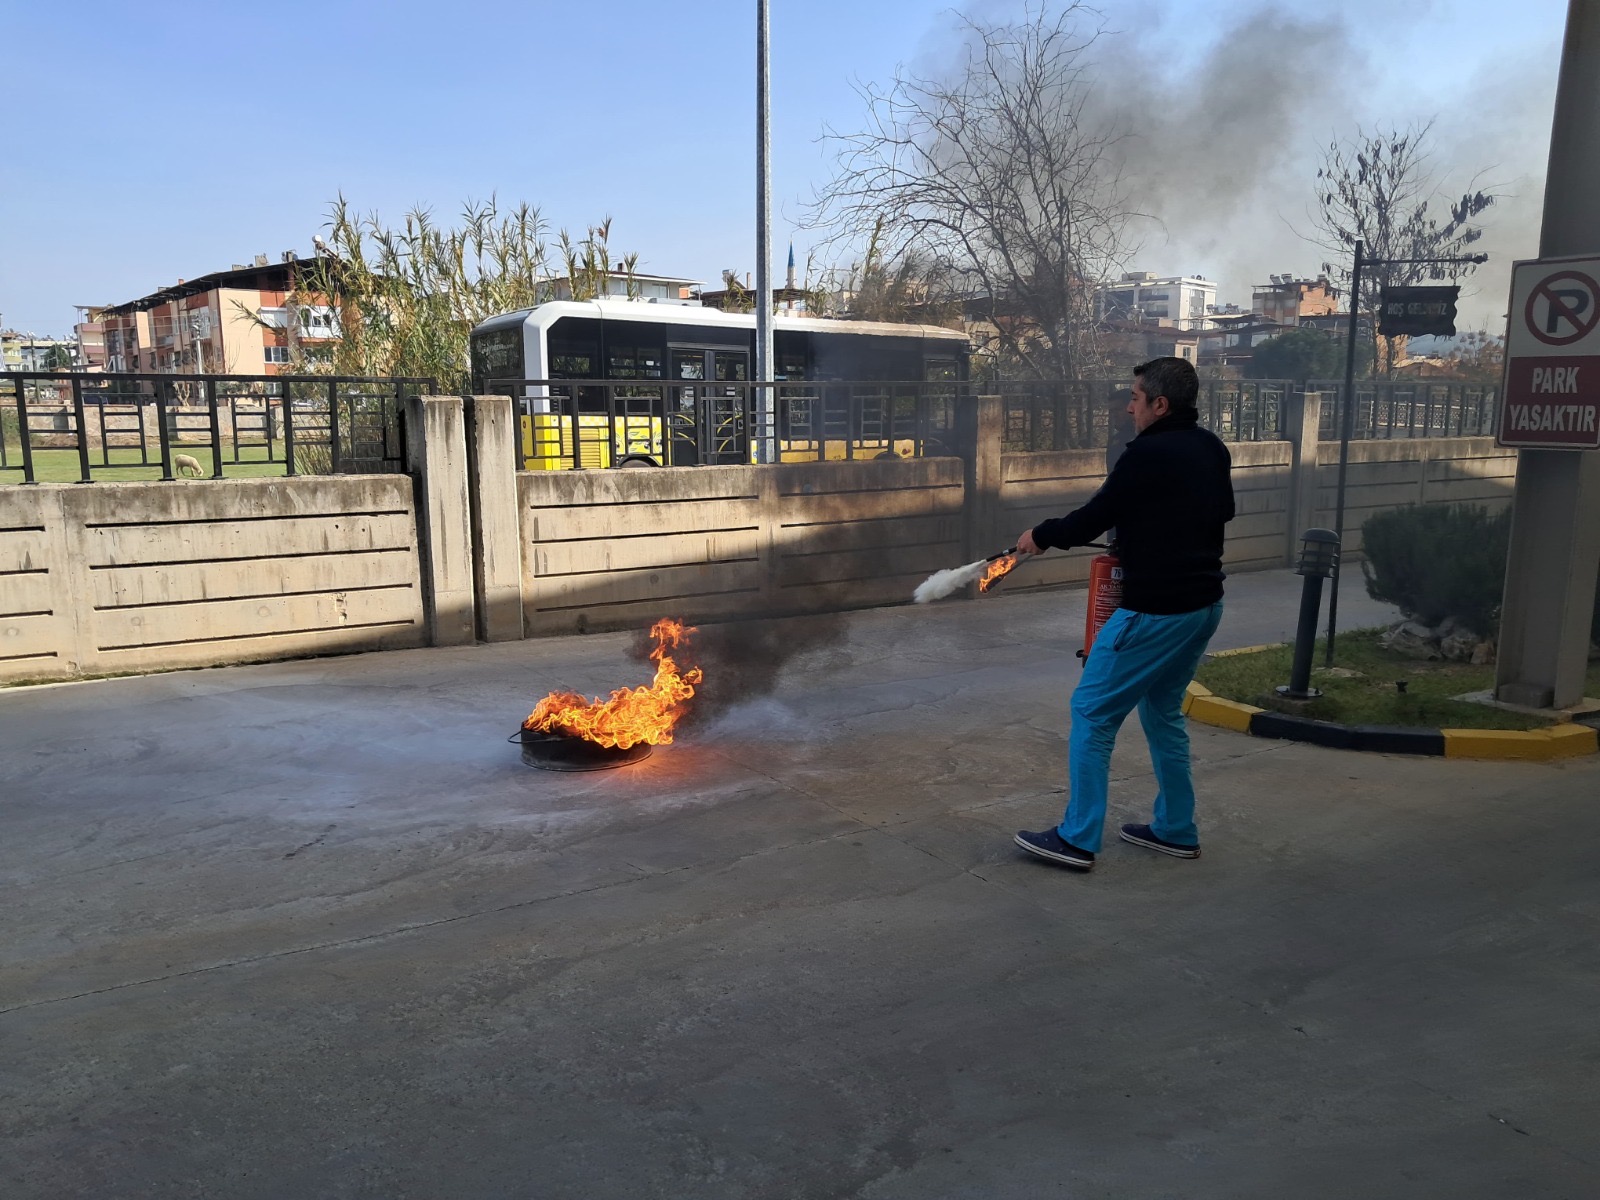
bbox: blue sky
[0,0,1570,335]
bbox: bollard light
[1278,528,1342,701]
[1295,527,1340,579]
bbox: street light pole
[754,0,775,464]
[1324,240,1364,667]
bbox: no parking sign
[1499,256,1600,449]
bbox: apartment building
[1251,274,1341,326]
[98,254,339,376]
[543,267,702,303]
[1095,272,1218,330]
[73,306,106,371]
[1,331,77,370]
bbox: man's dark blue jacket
[1030,411,1235,615]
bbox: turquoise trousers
[1058,602,1224,853]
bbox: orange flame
[979,554,1019,593]
[523,618,703,748]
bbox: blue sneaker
[1013,828,1095,870]
[1118,823,1200,859]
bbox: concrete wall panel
[4,572,54,614]
[1311,438,1517,558]
[526,466,762,506]
[91,549,418,608]
[83,511,414,566]
[0,526,51,573]
[776,513,961,556]
[532,560,767,610]
[775,542,956,589]
[93,586,419,649]
[0,612,62,659]
[1000,449,1105,483]
[534,529,763,577]
[526,499,762,543]
[0,477,426,684]
[0,488,79,679]
[777,485,962,525]
[518,457,968,634]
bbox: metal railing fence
[0,373,435,484]
[1309,379,1499,440]
[998,379,1289,451]
[490,378,963,469]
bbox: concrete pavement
[3,569,1598,1198]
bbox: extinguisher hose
[989,540,1110,561]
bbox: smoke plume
[627,612,850,730]
[898,0,1557,332]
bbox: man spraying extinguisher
[1012,357,1235,873]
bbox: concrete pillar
[1495,0,1600,709]
[956,394,1005,563]
[405,395,477,647]
[1282,389,1324,565]
[464,395,525,642]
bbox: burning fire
[979,554,1020,593]
[523,618,703,748]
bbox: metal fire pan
[510,727,654,771]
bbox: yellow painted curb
[1206,643,1286,659]
[1543,724,1600,757]
[1182,680,1212,716]
[1441,724,1600,761]
[1187,693,1263,733]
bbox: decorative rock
[1439,632,1478,662]
[1470,640,1496,666]
[1381,620,1442,659]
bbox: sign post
[1377,285,1460,338]
[1497,257,1600,450]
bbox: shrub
[1360,504,1511,637]
[1363,504,1600,648]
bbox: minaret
[786,243,796,290]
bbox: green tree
[41,345,73,370]
[288,196,636,392]
[1246,327,1346,382]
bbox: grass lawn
[1196,627,1600,731]
[4,444,289,484]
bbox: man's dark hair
[1134,357,1200,414]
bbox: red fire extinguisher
[1079,544,1123,662]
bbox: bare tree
[1313,121,1495,376]
[808,3,1134,405]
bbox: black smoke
[627,612,849,731]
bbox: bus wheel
[618,455,660,468]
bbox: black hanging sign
[1378,285,1460,337]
